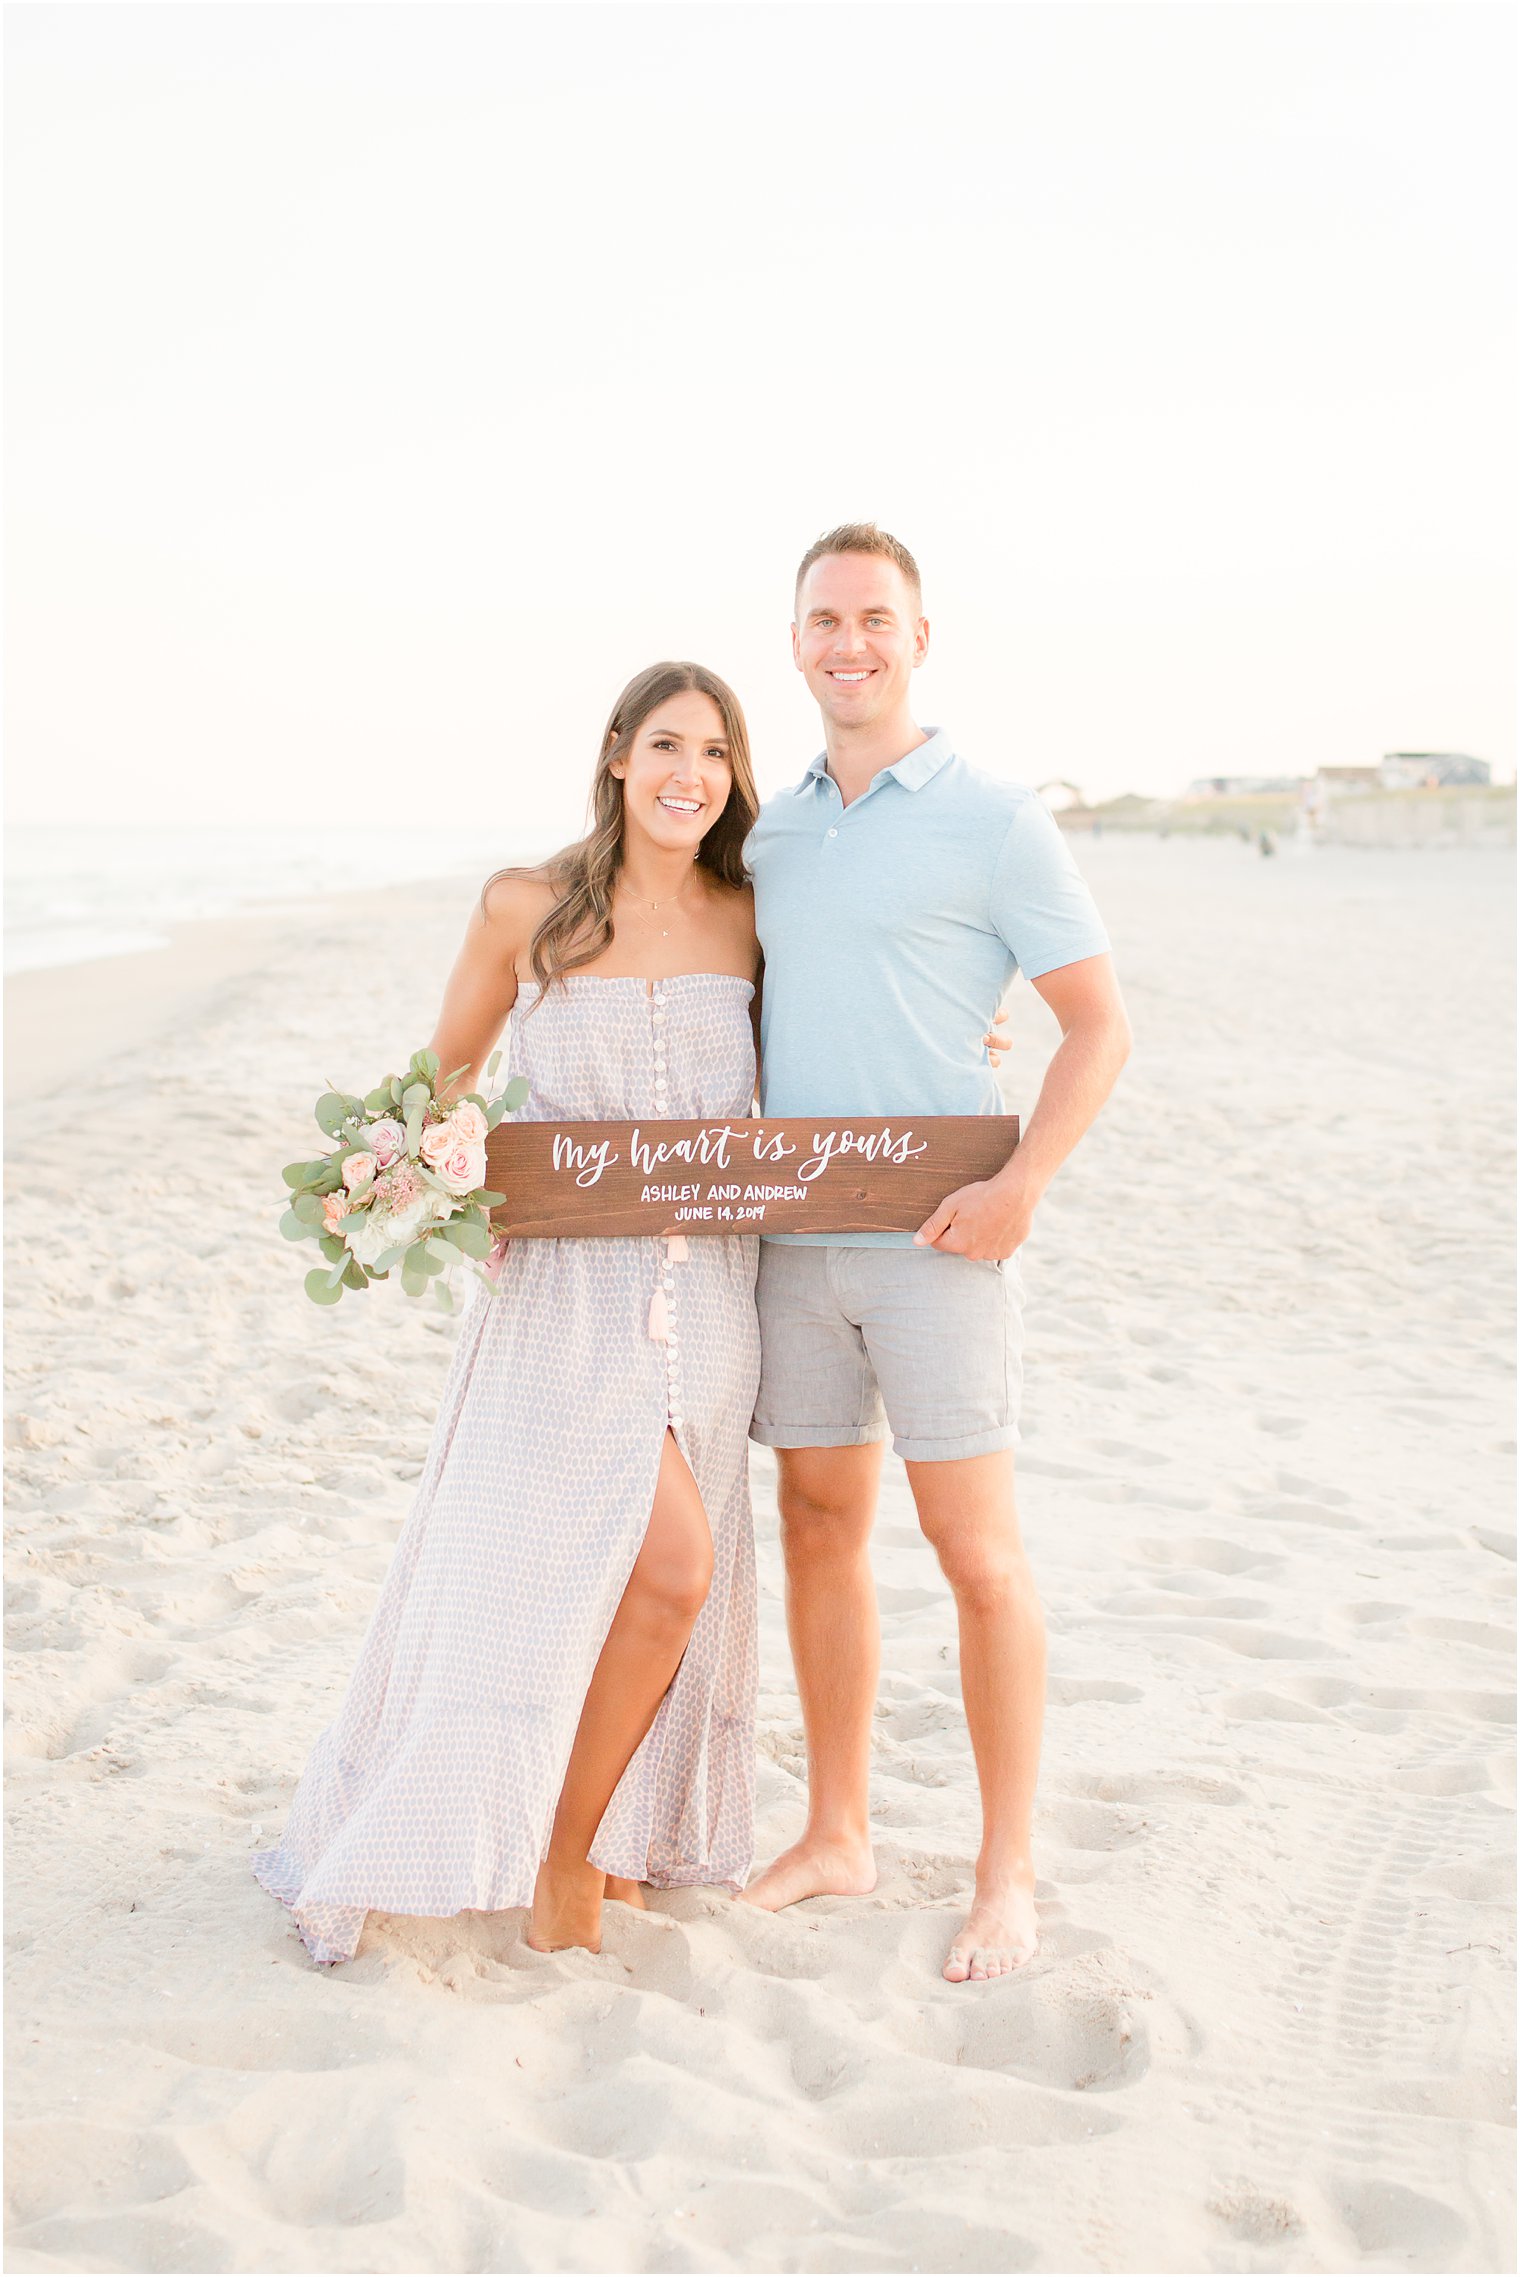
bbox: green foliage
[436,1218,492,1258]
[502,1075,529,1111]
[304,1267,343,1306]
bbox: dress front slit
[252,973,761,1965]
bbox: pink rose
[434,1140,487,1196]
[366,1117,406,1170]
[419,1116,456,1168]
[449,1100,488,1146]
[342,1150,377,1193]
[322,1191,349,1233]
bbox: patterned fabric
[253,974,762,1965]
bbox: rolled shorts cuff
[891,1421,1021,1462]
[748,1419,892,1450]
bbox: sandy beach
[4,835,1514,2275]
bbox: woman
[254,659,764,1963]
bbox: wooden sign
[484,1115,1019,1239]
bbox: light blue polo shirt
[745,727,1110,1245]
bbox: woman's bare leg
[527,1431,713,1952]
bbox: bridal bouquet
[280,1047,528,1309]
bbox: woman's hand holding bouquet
[279,1047,527,1309]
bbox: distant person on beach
[741,524,1132,1981]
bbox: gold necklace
[616,872,700,940]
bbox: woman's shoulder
[478,864,558,934]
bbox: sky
[5,1,1515,836]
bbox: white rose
[342,1190,434,1268]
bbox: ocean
[3,825,555,977]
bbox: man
[741,523,1131,1982]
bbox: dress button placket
[650,987,682,1430]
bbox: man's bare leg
[905,1449,1043,1981]
[740,1442,884,1909]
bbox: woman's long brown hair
[479,660,758,995]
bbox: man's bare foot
[739,1836,877,1912]
[604,1875,647,1910]
[526,1854,605,1952]
[943,1863,1038,1982]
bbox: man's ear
[913,615,931,667]
[790,621,803,671]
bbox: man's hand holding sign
[913,952,1131,1261]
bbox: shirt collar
[797,727,954,796]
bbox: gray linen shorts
[751,1242,1024,1462]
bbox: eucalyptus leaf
[475,1189,506,1208]
[402,1082,430,1112]
[485,1048,502,1078]
[404,1106,424,1155]
[292,1193,327,1226]
[342,1258,367,1292]
[324,1255,349,1290]
[319,1232,348,1263]
[485,1101,507,1131]
[371,1242,412,1274]
[305,1268,344,1305]
[502,1075,529,1111]
[438,1218,492,1258]
[364,1084,392,1113]
[433,1278,456,1314]
[389,1076,404,1105]
[279,1209,311,1241]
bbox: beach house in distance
[1061,754,1511,846]
[1183,754,1492,803]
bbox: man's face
[792,553,928,730]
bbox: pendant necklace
[617,870,699,940]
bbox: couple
[253,523,1130,1984]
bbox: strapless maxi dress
[253,974,762,1965]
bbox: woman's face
[611,690,733,857]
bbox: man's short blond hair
[794,522,922,615]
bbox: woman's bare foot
[739,1835,877,1911]
[604,1875,647,1910]
[942,1861,1038,1981]
[526,1854,606,1952]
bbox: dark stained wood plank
[485,1115,1020,1239]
